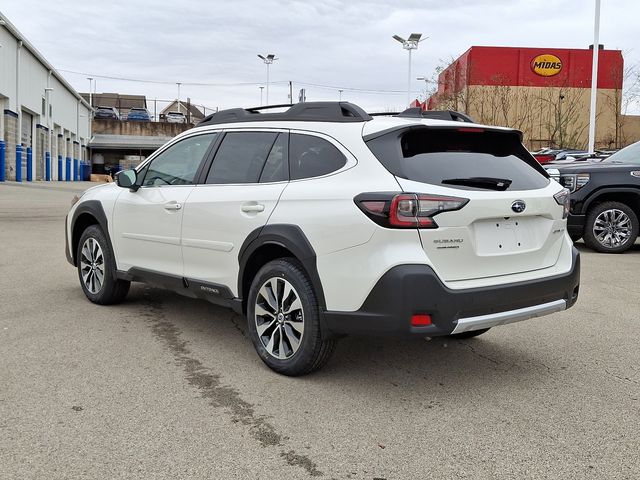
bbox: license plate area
[473,217,539,255]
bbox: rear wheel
[77,225,130,304]
[246,258,336,376]
[448,328,491,339]
[583,201,638,253]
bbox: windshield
[604,141,640,164]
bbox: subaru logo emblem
[511,200,526,213]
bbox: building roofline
[0,11,92,110]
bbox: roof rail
[369,108,475,123]
[198,102,373,126]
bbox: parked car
[65,102,580,375]
[93,106,120,120]
[532,148,564,164]
[126,107,151,122]
[165,111,187,123]
[546,140,640,253]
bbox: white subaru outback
[65,102,580,376]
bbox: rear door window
[366,128,549,191]
[206,132,280,184]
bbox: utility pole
[289,81,293,104]
[177,82,182,114]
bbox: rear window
[366,127,549,191]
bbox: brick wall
[36,125,47,180]
[3,110,18,181]
[92,119,191,137]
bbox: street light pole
[258,54,277,105]
[259,86,265,106]
[588,0,601,154]
[338,89,343,101]
[393,33,425,107]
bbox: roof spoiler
[369,108,475,123]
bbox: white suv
[65,102,580,376]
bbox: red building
[427,46,637,149]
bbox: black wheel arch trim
[69,200,114,269]
[238,224,327,312]
[579,186,640,214]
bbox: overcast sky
[1,0,639,114]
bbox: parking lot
[0,181,638,479]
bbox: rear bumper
[323,247,580,337]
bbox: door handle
[164,202,182,211]
[241,203,265,213]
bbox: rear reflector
[411,314,432,327]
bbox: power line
[59,69,422,96]
[58,69,285,87]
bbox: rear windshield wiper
[441,177,513,191]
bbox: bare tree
[601,61,640,148]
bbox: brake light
[457,127,484,133]
[355,192,469,229]
[553,188,570,219]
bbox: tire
[583,201,639,253]
[77,225,130,305]
[246,258,337,376]
[448,328,491,339]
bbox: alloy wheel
[254,277,304,360]
[592,208,632,248]
[80,237,105,294]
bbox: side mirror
[115,169,139,191]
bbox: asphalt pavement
[1,181,638,479]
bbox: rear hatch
[365,125,566,282]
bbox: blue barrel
[73,158,79,181]
[16,145,22,182]
[84,161,91,180]
[45,152,51,181]
[58,154,63,181]
[0,141,5,182]
[26,147,33,182]
[65,157,71,181]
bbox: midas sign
[531,54,563,77]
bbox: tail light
[553,188,570,219]
[355,192,469,229]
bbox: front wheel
[77,225,130,304]
[246,258,336,376]
[583,202,639,253]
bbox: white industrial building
[0,11,90,181]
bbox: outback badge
[511,200,526,213]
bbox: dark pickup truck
[545,141,640,253]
